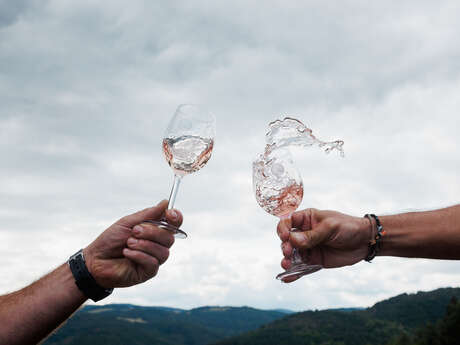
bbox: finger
[165,209,183,228]
[132,223,175,248]
[277,217,291,242]
[127,238,170,265]
[281,241,293,258]
[290,219,335,249]
[123,248,159,278]
[291,208,332,231]
[291,209,313,231]
[281,258,291,270]
[119,200,169,228]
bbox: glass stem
[291,249,303,264]
[168,174,182,210]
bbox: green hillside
[367,287,460,328]
[43,287,460,345]
[213,287,460,345]
[388,296,460,345]
[44,305,286,345]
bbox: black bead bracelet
[364,214,386,262]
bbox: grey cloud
[1,0,459,310]
[0,0,32,28]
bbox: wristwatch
[68,249,113,302]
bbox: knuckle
[307,208,318,217]
[277,222,282,234]
[165,234,175,248]
[132,250,144,260]
[281,242,287,255]
[119,215,131,226]
[140,223,156,234]
[323,218,336,229]
[151,256,160,266]
[152,266,159,277]
[141,239,153,250]
[131,238,145,250]
[150,259,160,275]
[302,232,314,248]
[308,208,319,223]
[160,248,170,264]
[143,255,159,271]
[282,230,290,241]
[144,265,159,281]
[282,242,291,257]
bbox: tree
[413,322,439,345]
[438,297,460,345]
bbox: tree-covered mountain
[213,287,460,345]
[43,305,286,345]
[367,287,460,328]
[43,287,460,345]
[388,296,460,345]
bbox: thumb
[290,220,334,249]
[118,200,169,227]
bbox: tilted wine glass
[143,104,215,238]
[253,149,322,280]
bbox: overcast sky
[1,0,459,311]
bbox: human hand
[83,200,183,288]
[277,209,371,282]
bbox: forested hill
[43,287,460,345]
[212,287,460,345]
[44,305,289,345]
[367,287,460,328]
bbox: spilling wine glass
[253,148,322,280]
[143,104,215,238]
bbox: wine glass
[143,104,216,238]
[253,148,322,280]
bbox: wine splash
[265,117,344,157]
[253,117,344,216]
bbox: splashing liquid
[265,117,344,157]
[253,117,344,216]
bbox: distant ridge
[44,287,460,345]
[328,307,365,312]
[44,304,287,345]
[271,308,295,314]
[84,304,185,313]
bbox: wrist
[357,216,374,249]
[362,215,375,242]
[82,247,95,280]
[68,249,113,302]
[375,215,396,256]
[363,214,386,262]
[82,246,109,288]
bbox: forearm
[0,263,87,345]
[378,205,460,260]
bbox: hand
[277,209,371,282]
[83,200,183,288]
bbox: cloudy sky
[1,0,459,311]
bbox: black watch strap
[68,249,113,302]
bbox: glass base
[141,220,187,239]
[276,264,322,280]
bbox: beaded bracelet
[364,214,386,262]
